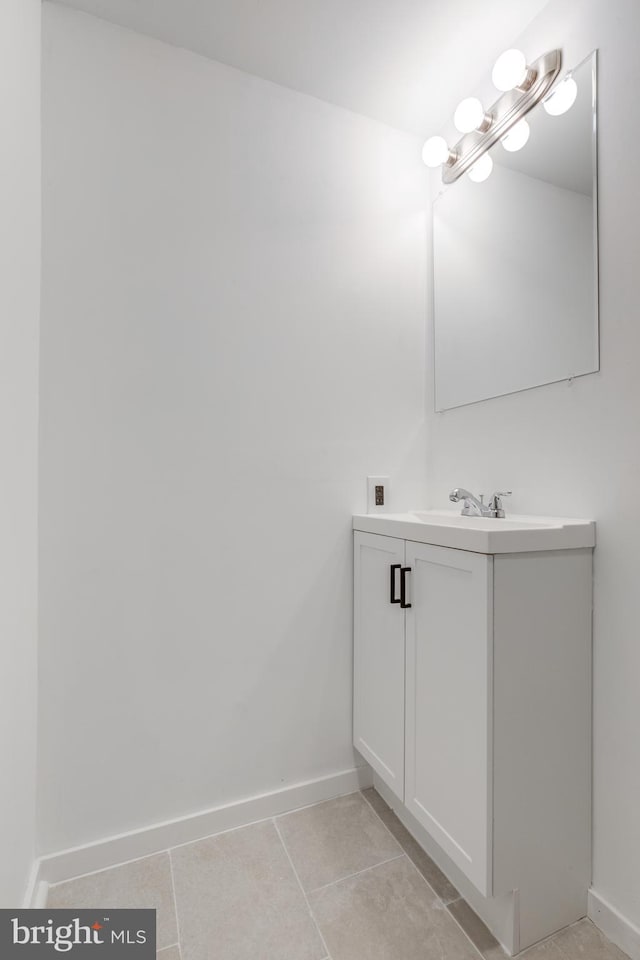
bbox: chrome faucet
[449,488,512,519]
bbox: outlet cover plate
[367,476,390,514]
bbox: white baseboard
[22,860,49,909]
[32,882,50,909]
[38,765,373,886]
[589,889,640,960]
[22,860,40,908]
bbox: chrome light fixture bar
[440,49,562,184]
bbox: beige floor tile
[519,918,629,960]
[520,939,565,959]
[157,947,181,960]
[310,855,481,960]
[277,792,402,892]
[549,919,629,959]
[170,819,325,960]
[47,853,178,951]
[362,789,460,904]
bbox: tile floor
[47,789,628,960]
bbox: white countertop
[352,510,595,554]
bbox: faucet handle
[489,491,512,518]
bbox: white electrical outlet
[367,476,390,514]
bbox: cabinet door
[404,542,493,895]
[353,532,406,800]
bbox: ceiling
[49,0,551,136]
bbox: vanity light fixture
[468,153,493,183]
[422,48,563,184]
[422,135,454,167]
[543,75,578,115]
[492,49,532,92]
[453,97,491,134]
[501,118,530,152]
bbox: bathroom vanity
[352,511,595,955]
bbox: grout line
[273,788,367,825]
[519,917,625,960]
[47,850,171,888]
[517,918,586,959]
[359,789,486,960]
[307,854,406,895]
[47,791,367,889]
[404,856,486,960]
[167,791,360,857]
[167,849,183,958]
[273,818,333,960]
[164,789,367,859]
[48,851,186,956]
[358,788,436,883]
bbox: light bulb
[422,136,450,168]
[454,97,485,133]
[501,118,530,152]
[468,153,493,183]
[543,76,578,116]
[492,49,528,91]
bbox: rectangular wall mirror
[433,51,598,412]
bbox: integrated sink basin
[411,511,555,529]
[352,510,595,554]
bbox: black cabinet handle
[390,564,401,604]
[400,566,412,608]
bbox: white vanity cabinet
[405,542,493,895]
[354,533,493,894]
[353,516,594,952]
[353,533,406,800]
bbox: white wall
[39,4,428,853]
[0,0,41,907]
[426,0,640,935]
